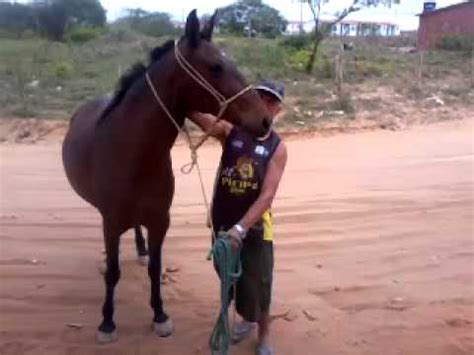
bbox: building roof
[418,1,473,17]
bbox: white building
[286,20,315,35]
[284,2,402,37]
[328,18,400,37]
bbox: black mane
[99,40,175,122]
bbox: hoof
[152,318,174,337]
[96,330,118,344]
[137,255,149,266]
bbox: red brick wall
[418,2,474,50]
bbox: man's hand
[187,112,233,144]
[227,226,243,251]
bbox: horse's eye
[210,63,223,76]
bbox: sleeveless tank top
[211,127,281,241]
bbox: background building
[329,19,400,37]
[417,1,474,50]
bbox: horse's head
[177,10,271,137]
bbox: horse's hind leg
[97,219,122,343]
[135,226,148,265]
[147,214,174,337]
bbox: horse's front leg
[134,226,148,265]
[147,214,174,337]
[97,219,122,343]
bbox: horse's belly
[62,97,110,206]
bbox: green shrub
[0,29,16,39]
[226,39,290,79]
[314,54,333,79]
[54,61,73,79]
[437,35,473,52]
[288,49,310,71]
[280,34,312,51]
[68,27,101,43]
[356,61,391,77]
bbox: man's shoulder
[272,131,283,143]
[273,139,287,158]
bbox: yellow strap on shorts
[262,210,273,242]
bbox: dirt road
[1,119,473,355]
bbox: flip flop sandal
[231,321,257,344]
[256,344,274,355]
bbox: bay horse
[62,10,271,343]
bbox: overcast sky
[100,0,464,30]
[70,0,468,30]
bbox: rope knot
[180,148,198,175]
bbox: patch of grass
[333,90,356,117]
[67,26,103,43]
[437,35,473,52]
[218,37,292,80]
[442,86,465,97]
[54,62,73,79]
[287,49,310,72]
[314,54,333,79]
[0,33,471,122]
[356,61,390,77]
[0,31,150,118]
[279,34,312,51]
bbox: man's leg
[256,239,274,354]
[257,310,270,347]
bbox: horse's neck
[115,64,185,155]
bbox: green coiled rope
[209,232,242,355]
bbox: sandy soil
[0,119,473,355]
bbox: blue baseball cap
[255,80,285,103]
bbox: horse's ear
[201,10,218,41]
[185,9,200,48]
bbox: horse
[62,9,271,343]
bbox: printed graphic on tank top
[212,126,281,241]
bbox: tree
[301,0,400,73]
[219,0,287,38]
[33,0,106,41]
[60,0,107,27]
[116,9,178,37]
[34,0,69,41]
[0,2,35,38]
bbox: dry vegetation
[0,29,473,142]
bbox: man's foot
[256,344,273,355]
[231,321,257,344]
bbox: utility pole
[248,16,251,39]
[300,0,303,33]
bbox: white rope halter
[145,40,253,165]
[174,42,253,125]
[145,40,254,245]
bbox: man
[189,80,287,355]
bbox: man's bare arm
[187,112,233,144]
[238,142,287,231]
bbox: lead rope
[145,42,253,354]
[145,72,215,240]
[145,41,251,243]
[209,232,242,355]
[146,42,251,354]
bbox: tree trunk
[306,35,322,73]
